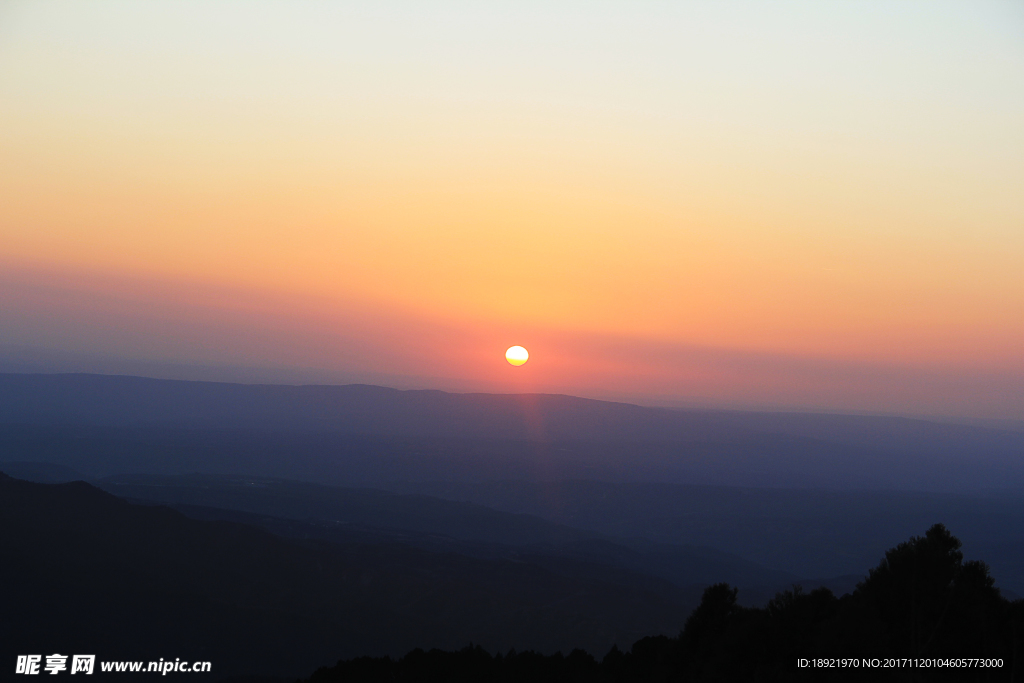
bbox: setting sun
[505,346,529,366]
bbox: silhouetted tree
[853,524,1010,662]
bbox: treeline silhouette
[305,525,1024,682]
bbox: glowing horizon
[1,1,1022,420]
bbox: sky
[1,1,1022,420]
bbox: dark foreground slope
[2,373,1024,491]
[305,525,1024,683]
[0,475,690,679]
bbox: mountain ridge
[3,372,1020,446]
[3,373,1023,493]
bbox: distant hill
[392,479,1024,597]
[95,473,797,595]
[1,373,1023,491]
[1,372,1019,450]
[0,474,693,679]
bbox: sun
[505,346,529,366]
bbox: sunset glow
[1,1,1022,420]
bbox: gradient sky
[1,1,1022,420]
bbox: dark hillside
[0,474,691,679]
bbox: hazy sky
[1,1,1022,419]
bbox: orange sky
[1,2,1022,420]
